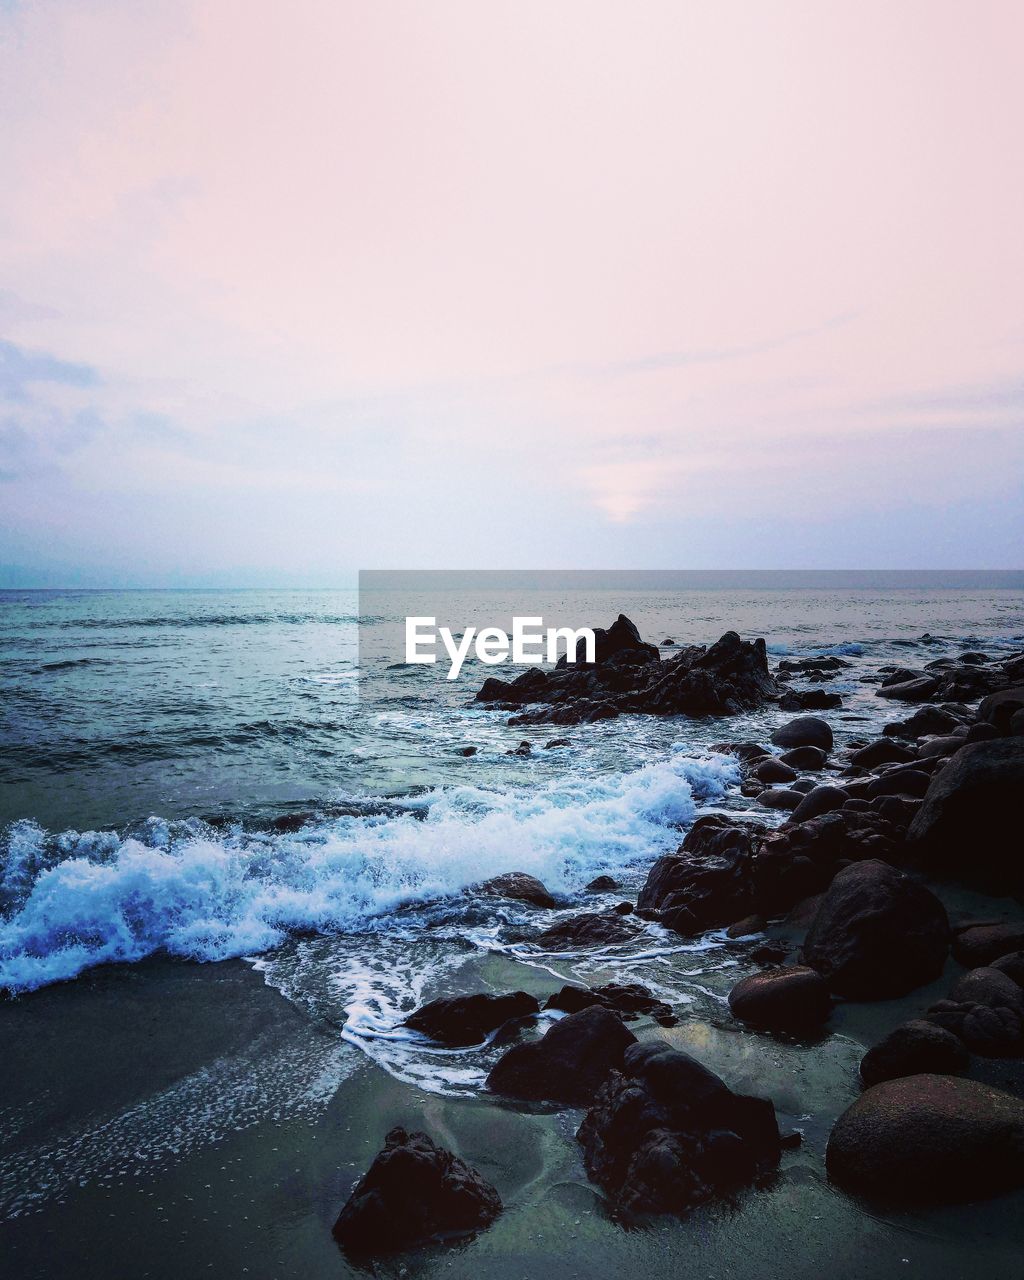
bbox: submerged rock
[803,860,949,999]
[576,1040,780,1216]
[404,991,539,1046]
[332,1127,501,1255]
[826,1075,1024,1204]
[486,1005,636,1105]
[859,1019,969,1086]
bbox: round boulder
[728,965,832,1031]
[826,1074,1024,1204]
[771,717,834,752]
[859,1019,969,1086]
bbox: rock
[883,705,966,738]
[779,688,843,711]
[478,625,781,724]
[728,965,831,1030]
[636,815,761,935]
[803,860,949,998]
[332,1127,502,1255]
[533,911,638,950]
[916,734,968,759]
[459,745,478,757]
[753,757,798,784]
[711,740,773,763]
[860,1020,969,1086]
[404,992,540,1046]
[979,686,1024,732]
[507,740,533,756]
[576,1041,780,1215]
[952,923,1024,967]
[965,721,1000,743]
[778,745,828,770]
[584,874,619,892]
[544,981,675,1024]
[826,1075,1024,1204]
[475,871,556,909]
[544,737,571,749]
[486,1005,637,1104]
[927,967,1024,1056]
[757,788,802,810]
[907,739,1024,891]
[850,739,916,768]
[726,913,765,937]
[790,785,849,823]
[991,952,1024,985]
[771,717,834,751]
[778,656,851,673]
[866,768,932,798]
[877,675,942,702]
[874,795,923,827]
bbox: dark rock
[849,740,915,769]
[404,992,540,1046]
[486,1006,637,1104]
[459,745,478,757]
[907,739,1024,892]
[883,706,966,738]
[778,745,828,770]
[475,871,557,909]
[576,1041,780,1216]
[771,717,834,751]
[860,1020,969,1086]
[952,923,1024,967]
[584,874,619,892]
[779,688,843,711]
[826,1075,1024,1204]
[478,624,780,724]
[916,734,969,759]
[866,768,931,798]
[711,740,773,763]
[803,860,949,999]
[544,737,571,749]
[778,656,850,673]
[728,965,832,1030]
[507,740,533,756]
[758,788,802,810]
[544,981,674,1024]
[877,675,942,702]
[613,900,634,915]
[979,686,1024,732]
[332,1127,501,1255]
[533,911,638,951]
[637,815,761,935]
[790,785,849,823]
[726,913,765,937]
[991,952,1024,986]
[753,757,798,784]
[789,777,818,793]
[965,720,1000,744]
[874,795,923,827]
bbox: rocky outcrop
[826,1075,1024,1204]
[728,966,832,1031]
[859,1019,969,1086]
[475,624,780,725]
[475,871,557,909]
[333,1128,502,1254]
[486,1005,636,1105]
[803,860,949,999]
[907,739,1024,892]
[576,1041,781,1216]
[404,992,539,1046]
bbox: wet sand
[3,888,1024,1280]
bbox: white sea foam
[0,748,738,993]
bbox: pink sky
[1,0,1022,579]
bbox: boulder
[544,981,674,1024]
[991,951,1024,985]
[865,768,932,798]
[927,967,1024,1056]
[860,1019,969,1086]
[475,871,556,909]
[758,788,802,810]
[952,922,1024,968]
[332,1128,502,1254]
[779,689,843,711]
[803,860,949,998]
[636,815,760,935]
[584,874,619,892]
[728,965,832,1031]
[771,717,834,751]
[486,1005,637,1105]
[576,1041,780,1216]
[907,739,1024,891]
[883,706,966,738]
[753,757,798,784]
[790,785,849,823]
[877,675,942,702]
[979,686,1024,733]
[533,911,639,951]
[849,739,916,769]
[826,1075,1024,1204]
[404,992,539,1046]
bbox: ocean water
[1,578,1023,1091]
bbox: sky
[0,0,1022,585]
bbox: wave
[0,749,738,994]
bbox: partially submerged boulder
[859,1019,969,1086]
[576,1040,780,1216]
[826,1075,1024,1204]
[728,966,832,1031]
[486,1005,637,1105]
[404,991,539,1046]
[770,717,834,752]
[333,1128,501,1255]
[475,871,557,909]
[544,981,675,1025]
[637,815,761,936]
[533,910,639,951]
[803,860,949,999]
